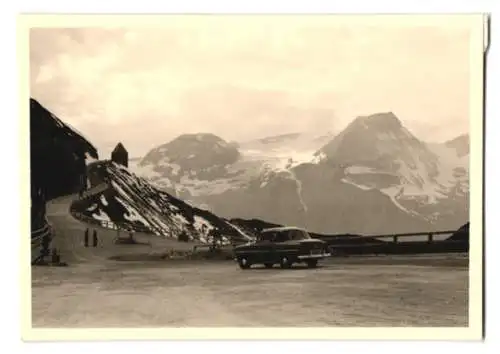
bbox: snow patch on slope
[92,210,112,222]
[115,196,151,227]
[380,185,418,215]
[346,166,379,174]
[341,178,373,191]
[86,203,98,212]
[82,162,252,244]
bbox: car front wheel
[238,256,251,269]
[280,255,292,269]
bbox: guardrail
[31,219,53,265]
[31,222,51,238]
[320,232,468,256]
[230,226,468,256]
[71,211,118,230]
[78,183,109,199]
[70,181,154,234]
[317,230,458,243]
[31,224,51,248]
[71,210,152,233]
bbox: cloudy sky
[30,16,473,158]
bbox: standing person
[209,228,221,251]
[93,229,98,247]
[51,248,60,264]
[201,225,208,240]
[84,228,89,247]
[40,234,50,263]
[208,228,215,251]
[215,229,223,249]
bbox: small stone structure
[111,142,129,167]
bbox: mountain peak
[176,133,225,143]
[353,112,402,131]
[316,111,433,170]
[138,132,240,175]
[445,133,469,145]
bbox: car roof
[261,226,308,233]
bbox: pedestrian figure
[208,229,215,251]
[41,234,50,260]
[51,248,60,264]
[215,229,222,248]
[35,234,50,265]
[93,230,98,247]
[208,228,221,251]
[84,228,89,247]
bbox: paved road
[32,193,468,328]
[31,258,468,328]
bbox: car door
[254,232,275,263]
[270,231,289,262]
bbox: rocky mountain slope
[314,113,469,226]
[75,161,252,244]
[132,113,469,235]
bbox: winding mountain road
[45,191,194,265]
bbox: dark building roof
[30,98,99,159]
[112,142,128,155]
[30,97,99,221]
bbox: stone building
[111,142,129,167]
[30,98,98,263]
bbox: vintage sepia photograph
[21,13,485,340]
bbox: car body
[233,226,331,269]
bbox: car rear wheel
[264,263,274,269]
[280,255,292,269]
[238,256,251,269]
[306,259,318,268]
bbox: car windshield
[288,229,311,240]
[258,228,311,242]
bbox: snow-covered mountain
[75,161,252,245]
[134,133,242,202]
[316,113,469,222]
[239,131,335,155]
[132,131,333,205]
[131,113,469,235]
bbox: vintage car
[233,226,331,269]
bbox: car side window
[274,232,289,243]
[289,229,301,241]
[259,232,274,242]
